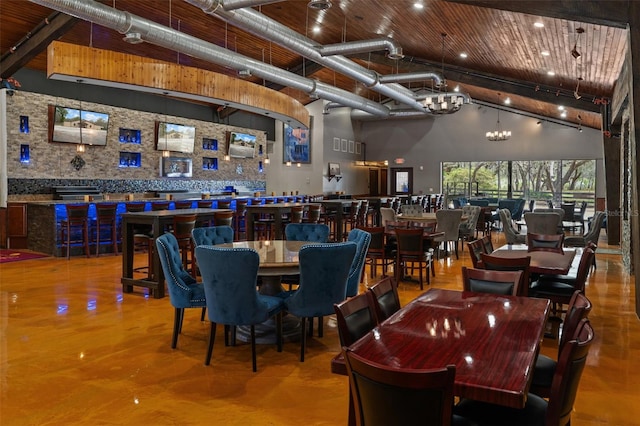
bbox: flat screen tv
[48,104,110,146]
[155,121,196,154]
[227,131,256,158]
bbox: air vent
[308,0,332,10]
[122,33,143,44]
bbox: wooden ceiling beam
[442,0,629,29]
[0,12,78,78]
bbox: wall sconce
[286,161,292,167]
[264,155,270,164]
[224,154,230,161]
[162,150,170,158]
[297,162,301,168]
[76,144,86,153]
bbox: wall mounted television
[48,104,110,146]
[155,121,196,154]
[160,156,193,178]
[227,131,256,158]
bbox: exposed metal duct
[218,0,283,11]
[29,0,390,118]
[379,71,443,85]
[319,38,403,60]
[185,0,432,113]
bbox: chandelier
[486,106,511,141]
[423,33,465,114]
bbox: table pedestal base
[236,314,301,344]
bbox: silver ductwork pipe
[185,0,430,112]
[379,71,443,86]
[217,0,283,11]
[29,0,390,117]
[319,38,403,60]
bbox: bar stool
[233,199,248,240]
[60,204,90,259]
[303,204,321,224]
[217,200,231,209]
[94,203,119,256]
[196,199,214,227]
[174,200,193,209]
[126,202,153,278]
[172,214,197,273]
[213,211,234,227]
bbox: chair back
[65,204,89,224]
[524,212,562,235]
[380,207,397,226]
[527,232,565,253]
[572,247,596,293]
[191,226,234,246]
[435,209,463,241]
[173,214,197,239]
[195,246,271,325]
[96,203,117,220]
[558,291,592,356]
[285,223,330,242]
[213,210,234,227]
[217,200,232,209]
[151,201,170,211]
[125,202,146,212]
[197,199,213,208]
[480,235,493,254]
[459,205,481,235]
[367,276,400,322]
[480,253,531,297]
[461,267,522,296]
[584,211,606,244]
[395,228,425,255]
[174,200,193,209]
[285,242,357,318]
[400,204,423,216]
[344,348,456,426]
[305,204,322,223]
[334,293,377,347]
[155,233,199,308]
[498,208,524,244]
[289,205,304,224]
[467,239,485,268]
[346,229,372,297]
[546,319,595,426]
[560,202,576,222]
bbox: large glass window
[442,160,596,210]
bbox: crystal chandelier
[486,106,511,141]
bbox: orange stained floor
[0,232,638,425]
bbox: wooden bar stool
[213,210,234,227]
[233,199,248,241]
[60,204,90,259]
[94,203,119,256]
[174,200,193,209]
[172,214,197,273]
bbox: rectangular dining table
[346,288,550,409]
[121,208,231,298]
[491,244,578,275]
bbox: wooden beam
[442,0,628,29]
[0,12,78,78]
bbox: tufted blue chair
[345,228,372,297]
[284,223,330,242]
[282,223,330,291]
[195,246,286,372]
[285,242,357,361]
[155,233,207,349]
[190,226,234,279]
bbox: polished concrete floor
[0,232,638,425]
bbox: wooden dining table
[491,244,578,275]
[121,208,232,298]
[346,288,550,409]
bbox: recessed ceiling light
[454,85,460,92]
[312,25,320,33]
[459,52,468,59]
[547,70,555,76]
[534,22,544,28]
[560,111,567,118]
[558,106,565,111]
[504,98,511,105]
[414,2,424,9]
[541,50,550,56]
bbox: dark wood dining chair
[467,239,485,268]
[395,228,432,289]
[360,226,395,278]
[367,276,400,322]
[480,253,531,297]
[461,267,522,296]
[527,232,565,253]
[344,347,458,426]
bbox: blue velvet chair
[284,223,330,242]
[345,228,372,297]
[190,226,234,279]
[195,245,286,372]
[285,242,357,361]
[282,223,330,291]
[155,233,207,349]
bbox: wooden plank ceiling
[0,0,630,130]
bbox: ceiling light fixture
[459,52,468,59]
[423,33,466,114]
[413,2,424,9]
[486,93,511,141]
[571,27,584,59]
[534,22,544,28]
[547,70,555,76]
[541,50,550,56]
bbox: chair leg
[276,312,283,353]
[299,317,307,362]
[204,321,217,365]
[251,325,257,372]
[171,308,182,349]
[178,308,185,334]
[318,316,324,337]
[200,307,206,322]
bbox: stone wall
[6,91,267,197]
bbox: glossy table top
[213,240,306,268]
[349,288,550,408]
[492,244,578,275]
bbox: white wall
[358,104,604,195]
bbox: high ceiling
[0,0,630,130]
